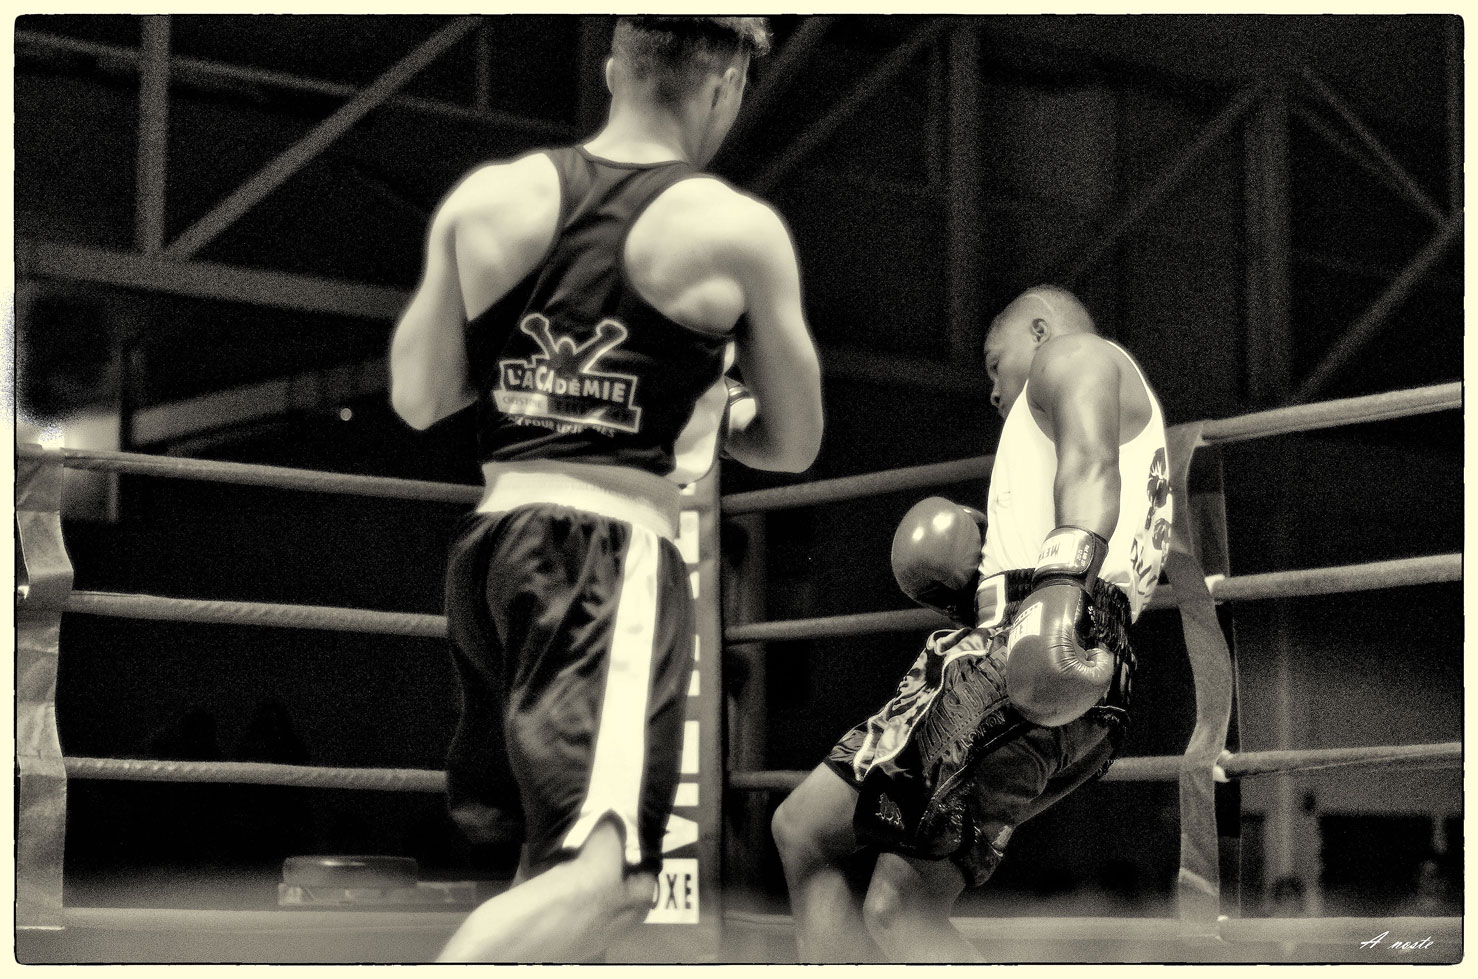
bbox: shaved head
[989,284,1097,343]
[982,284,1098,418]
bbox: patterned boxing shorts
[825,570,1134,887]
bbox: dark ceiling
[13,13,1462,458]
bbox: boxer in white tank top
[979,292,1172,623]
[773,286,1171,963]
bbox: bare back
[622,176,751,337]
[439,146,820,474]
[453,154,750,340]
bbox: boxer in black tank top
[389,17,822,963]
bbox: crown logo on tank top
[494,313,643,435]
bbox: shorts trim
[477,460,679,540]
[560,523,660,867]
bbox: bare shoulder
[1031,333,1120,380]
[441,152,559,226]
[645,177,792,255]
[1031,333,1153,433]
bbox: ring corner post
[1186,444,1244,921]
[16,447,76,931]
[1163,423,1236,937]
[613,470,724,963]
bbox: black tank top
[466,146,733,484]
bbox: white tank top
[978,340,1173,622]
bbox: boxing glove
[723,376,755,433]
[1004,526,1115,726]
[719,376,755,460]
[890,497,987,625]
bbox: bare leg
[437,819,653,963]
[771,765,883,963]
[861,850,980,962]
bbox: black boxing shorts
[824,570,1135,887]
[442,504,694,877]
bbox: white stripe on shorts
[561,523,659,866]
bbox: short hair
[612,16,773,107]
[988,283,1097,341]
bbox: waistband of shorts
[975,569,1132,631]
[476,460,680,541]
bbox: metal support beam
[817,343,989,395]
[1445,18,1463,214]
[28,233,996,413]
[164,16,481,259]
[135,16,171,255]
[132,358,388,447]
[1290,102,1444,225]
[719,511,770,923]
[574,16,610,136]
[1244,77,1292,404]
[24,239,984,413]
[1225,87,1298,875]
[21,238,407,319]
[131,340,989,446]
[1293,248,1462,295]
[752,18,950,193]
[924,41,946,189]
[715,15,835,171]
[1297,66,1447,226]
[16,29,575,142]
[474,24,492,111]
[1291,212,1463,403]
[1062,80,1268,284]
[944,25,985,365]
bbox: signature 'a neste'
[1360,931,1434,951]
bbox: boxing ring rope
[21,551,1456,643]
[26,590,447,637]
[14,442,483,505]
[723,553,1460,642]
[63,757,447,792]
[722,380,1459,514]
[729,741,1463,791]
[13,381,1462,959]
[62,737,1461,795]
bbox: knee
[861,877,911,944]
[608,870,657,928]
[770,796,801,856]
[565,859,653,935]
[771,794,820,866]
[862,868,955,949]
[568,824,650,917]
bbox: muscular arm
[1027,335,1122,539]
[724,202,823,473]
[389,202,475,430]
[389,156,556,431]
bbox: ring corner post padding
[1186,443,1243,919]
[1162,421,1235,935]
[610,470,723,963]
[16,448,76,929]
